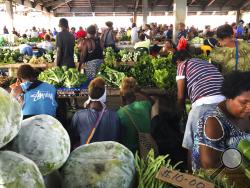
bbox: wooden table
[0,63,54,77]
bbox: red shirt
[39,33,46,39]
[76,30,87,39]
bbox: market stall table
[0,63,54,76]
[56,87,167,131]
[116,42,164,50]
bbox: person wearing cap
[56,18,75,68]
[69,77,121,148]
[173,50,225,170]
[78,25,103,80]
[100,21,116,49]
[117,77,155,154]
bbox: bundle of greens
[38,66,86,88]
[152,55,176,89]
[98,66,125,87]
[0,49,23,64]
[136,150,234,188]
[135,150,179,188]
[64,68,86,88]
[104,47,117,67]
[129,54,155,86]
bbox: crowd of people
[2,17,250,186]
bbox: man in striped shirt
[173,50,225,169]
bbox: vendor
[159,39,175,57]
[117,77,155,154]
[78,25,103,80]
[134,33,150,53]
[37,34,54,52]
[11,64,57,119]
[69,77,121,149]
[192,71,250,172]
[19,34,33,56]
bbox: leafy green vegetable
[98,66,125,87]
[38,66,86,88]
[63,68,87,88]
[135,150,180,188]
[0,49,23,64]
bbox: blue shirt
[19,44,33,56]
[22,82,57,116]
[70,108,121,147]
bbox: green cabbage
[0,151,45,188]
[10,115,71,175]
[0,88,22,148]
[61,141,136,188]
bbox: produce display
[237,139,250,179]
[38,66,87,88]
[0,151,45,188]
[61,141,136,188]
[135,150,179,188]
[0,48,23,64]
[0,88,22,148]
[99,47,176,89]
[136,150,234,188]
[9,115,71,175]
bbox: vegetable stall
[0,40,247,188]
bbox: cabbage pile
[9,115,71,175]
[61,141,136,188]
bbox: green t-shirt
[117,100,152,154]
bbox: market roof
[14,0,250,17]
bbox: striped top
[176,58,224,104]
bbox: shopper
[131,23,139,44]
[70,77,121,148]
[100,21,116,49]
[56,18,75,68]
[76,26,87,39]
[173,50,225,169]
[37,34,54,52]
[117,77,155,153]
[78,25,103,80]
[134,33,150,51]
[11,64,57,119]
[3,26,9,34]
[192,71,250,170]
[210,24,250,73]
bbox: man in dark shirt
[56,18,75,68]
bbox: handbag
[123,107,159,159]
[85,107,106,144]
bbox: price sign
[156,167,214,188]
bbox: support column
[142,0,148,25]
[173,0,187,43]
[5,0,14,30]
[236,9,242,24]
[133,12,137,24]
